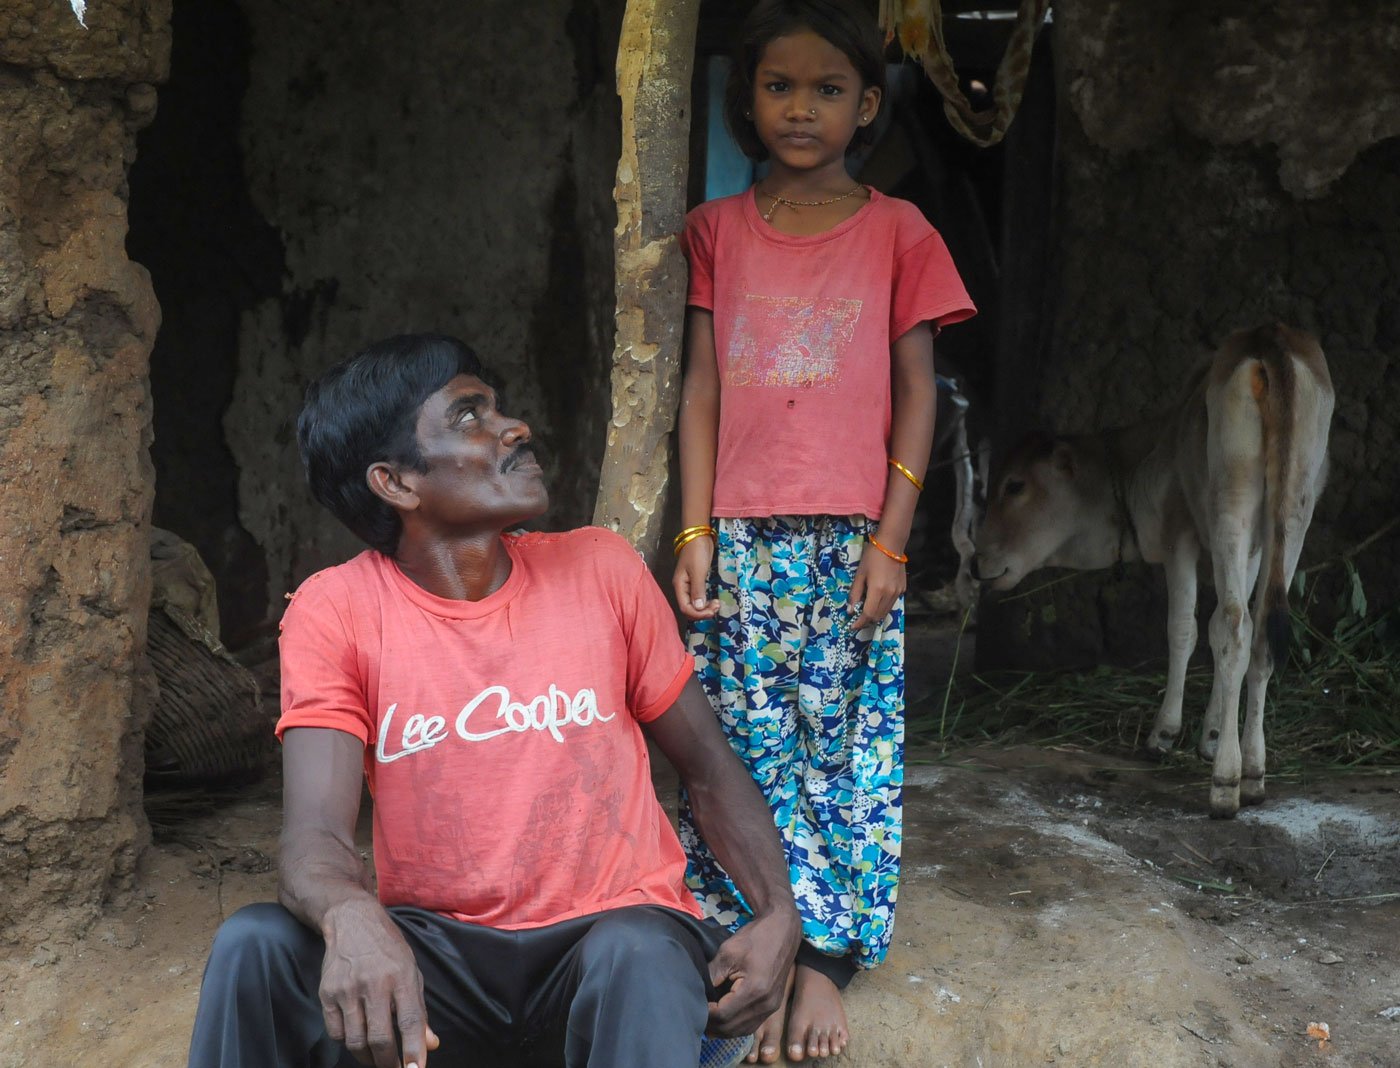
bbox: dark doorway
[127,0,283,649]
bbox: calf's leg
[1240,635,1271,806]
[1198,550,1258,763]
[1242,485,1321,806]
[1207,521,1255,818]
[1147,535,1199,757]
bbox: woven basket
[144,602,270,787]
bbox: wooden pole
[592,0,701,561]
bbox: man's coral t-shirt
[276,527,701,929]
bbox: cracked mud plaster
[594,0,697,554]
[1,0,166,951]
[616,237,669,277]
[627,441,671,516]
[0,0,169,83]
[607,357,662,428]
[611,13,648,236]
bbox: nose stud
[809,107,816,116]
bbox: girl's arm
[850,320,937,630]
[674,308,722,620]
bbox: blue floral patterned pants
[679,515,904,972]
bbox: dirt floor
[2,622,1398,1068]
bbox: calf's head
[973,433,1087,591]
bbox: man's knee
[190,905,333,1068]
[205,903,320,981]
[566,910,710,1063]
[578,909,706,989]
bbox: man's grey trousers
[187,902,727,1068]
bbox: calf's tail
[1249,324,1296,665]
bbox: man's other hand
[319,897,440,1068]
[705,909,801,1038]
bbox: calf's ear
[1050,440,1076,478]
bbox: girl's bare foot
[746,966,794,1064]
[785,964,848,1061]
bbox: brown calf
[973,325,1334,818]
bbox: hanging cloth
[879,0,1050,147]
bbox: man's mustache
[501,446,539,474]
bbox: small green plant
[914,551,1399,774]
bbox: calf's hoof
[1142,732,1178,762]
[1209,780,1240,819]
[1197,730,1220,762]
[1240,777,1266,806]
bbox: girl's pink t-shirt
[276,528,700,930]
[683,187,976,519]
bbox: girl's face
[750,29,880,179]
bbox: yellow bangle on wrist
[672,525,716,557]
[888,457,924,493]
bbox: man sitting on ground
[186,334,800,1068]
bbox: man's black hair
[724,0,887,163]
[297,333,483,556]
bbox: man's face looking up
[396,374,549,535]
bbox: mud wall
[224,0,625,606]
[979,0,1400,668]
[0,1,169,942]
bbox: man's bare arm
[280,728,437,1068]
[644,678,801,1036]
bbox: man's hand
[318,898,440,1068]
[673,536,720,620]
[705,910,801,1037]
[849,544,906,631]
[644,680,800,1037]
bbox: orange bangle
[867,533,908,564]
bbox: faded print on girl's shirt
[725,294,863,389]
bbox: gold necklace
[759,184,867,222]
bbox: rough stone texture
[593,0,699,559]
[0,0,170,943]
[225,0,625,605]
[1058,0,1400,200]
[979,0,1400,668]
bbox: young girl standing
[673,1,975,1062]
